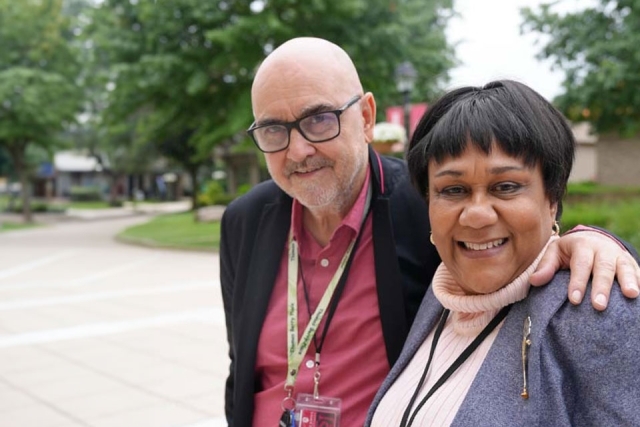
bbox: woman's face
[428,143,557,295]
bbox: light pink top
[371,237,557,427]
[253,168,390,427]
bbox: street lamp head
[395,61,418,93]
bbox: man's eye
[264,126,286,135]
[308,113,332,125]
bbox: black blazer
[220,147,440,427]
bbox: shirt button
[306,360,315,369]
[320,259,329,267]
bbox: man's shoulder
[379,153,409,174]
[377,154,412,193]
[223,180,288,222]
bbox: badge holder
[295,393,341,427]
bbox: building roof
[571,122,598,145]
[54,151,102,172]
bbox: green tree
[0,0,82,221]
[87,0,454,211]
[522,1,640,135]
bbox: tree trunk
[7,141,32,223]
[108,172,123,206]
[19,165,32,223]
[188,167,199,222]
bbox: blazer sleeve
[538,282,640,426]
[220,208,237,425]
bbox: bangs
[407,80,575,207]
[422,92,541,168]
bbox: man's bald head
[251,37,363,107]
[248,37,377,217]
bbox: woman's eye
[440,186,466,196]
[493,182,521,193]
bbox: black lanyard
[399,304,512,427]
[299,216,368,356]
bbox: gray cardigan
[365,270,640,426]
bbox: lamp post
[394,61,418,142]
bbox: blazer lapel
[451,278,568,427]
[234,197,291,427]
[369,148,410,366]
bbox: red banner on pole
[385,103,428,139]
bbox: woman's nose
[286,129,316,162]
[459,196,498,229]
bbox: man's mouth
[293,167,322,175]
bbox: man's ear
[361,92,377,143]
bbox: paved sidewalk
[0,216,228,427]
[0,200,203,225]
[66,200,193,221]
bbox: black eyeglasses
[247,95,362,153]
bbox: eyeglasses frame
[247,95,362,153]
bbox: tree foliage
[87,0,455,205]
[522,0,640,135]
[0,0,82,220]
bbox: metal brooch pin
[521,316,532,399]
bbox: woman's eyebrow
[434,169,463,178]
[433,165,526,178]
[489,165,526,174]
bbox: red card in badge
[295,393,341,427]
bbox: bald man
[220,37,640,427]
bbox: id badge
[295,393,341,427]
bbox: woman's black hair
[407,80,575,214]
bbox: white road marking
[67,255,161,285]
[0,255,163,291]
[0,251,78,280]
[0,308,225,348]
[0,281,216,311]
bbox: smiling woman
[428,145,556,295]
[365,80,640,427]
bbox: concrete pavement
[0,215,228,426]
[0,200,198,225]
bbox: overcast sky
[445,0,596,100]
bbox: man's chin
[291,188,338,210]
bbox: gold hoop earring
[552,222,560,236]
[430,233,435,245]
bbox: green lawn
[0,221,41,233]
[118,212,221,251]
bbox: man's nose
[286,129,316,162]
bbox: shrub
[6,201,65,213]
[70,186,102,202]
[237,183,252,196]
[198,181,235,206]
[560,202,610,232]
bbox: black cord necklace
[399,304,512,427]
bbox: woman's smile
[428,144,557,295]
